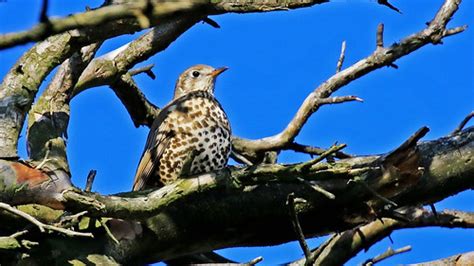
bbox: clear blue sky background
[1,0,473,264]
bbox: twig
[85,170,97,192]
[34,146,51,169]
[376,23,384,48]
[110,73,160,128]
[9,230,29,239]
[287,193,314,265]
[39,0,49,22]
[129,64,156,79]
[202,17,221,28]
[56,211,89,228]
[430,204,439,218]
[297,144,347,172]
[451,111,474,135]
[285,142,353,159]
[297,177,335,200]
[336,40,346,73]
[244,256,263,266]
[233,0,465,157]
[363,245,412,265]
[377,0,402,13]
[0,202,93,238]
[348,178,398,208]
[100,219,120,245]
[231,150,254,166]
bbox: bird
[132,64,232,191]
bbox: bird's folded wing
[132,131,173,191]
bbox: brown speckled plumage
[132,65,231,191]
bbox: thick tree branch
[0,14,199,158]
[1,126,472,263]
[0,0,205,50]
[110,73,160,128]
[26,43,101,175]
[72,15,202,96]
[232,0,466,160]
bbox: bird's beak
[210,67,228,78]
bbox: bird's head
[173,64,228,99]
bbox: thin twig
[377,0,402,13]
[244,256,263,266]
[39,0,49,22]
[100,219,120,245]
[336,40,346,73]
[129,64,156,79]
[363,245,412,265]
[56,211,89,228]
[451,111,474,135]
[287,193,313,264]
[0,202,93,238]
[348,178,398,208]
[285,142,353,159]
[85,170,97,192]
[34,147,51,169]
[231,150,254,166]
[376,23,384,48]
[297,144,347,172]
[9,230,29,239]
[430,204,439,218]
[202,17,221,28]
[297,177,335,200]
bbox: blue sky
[1,0,473,264]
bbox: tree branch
[110,73,160,128]
[0,202,93,238]
[290,207,474,266]
[412,251,474,265]
[232,0,466,160]
[0,0,205,50]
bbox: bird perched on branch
[132,65,231,191]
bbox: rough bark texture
[0,127,473,264]
[0,0,472,265]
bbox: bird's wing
[132,103,178,191]
[132,91,209,191]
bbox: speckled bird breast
[158,92,231,185]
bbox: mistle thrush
[132,65,232,191]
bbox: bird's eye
[192,71,200,78]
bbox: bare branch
[451,111,474,135]
[291,207,474,266]
[27,43,101,173]
[335,40,346,73]
[412,251,474,265]
[73,15,200,96]
[296,144,347,172]
[39,0,49,22]
[377,0,402,14]
[85,170,97,192]
[129,64,156,79]
[0,0,205,50]
[110,73,160,128]
[376,23,384,48]
[287,193,313,263]
[232,0,465,160]
[245,256,263,265]
[363,245,412,266]
[284,142,353,159]
[0,202,93,238]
